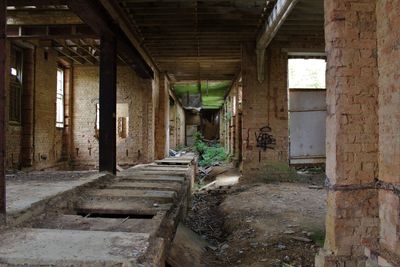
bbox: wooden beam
[67,0,153,79]
[6,25,97,39]
[0,0,6,223]
[99,35,117,174]
[256,0,299,83]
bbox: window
[117,103,129,139]
[288,58,326,89]
[9,46,23,123]
[56,68,64,128]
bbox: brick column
[316,0,379,266]
[155,72,169,160]
[241,43,289,175]
[364,1,400,265]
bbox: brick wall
[71,65,154,168]
[241,43,289,174]
[5,42,65,170]
[33,48,64,170]
[376,0,400,260]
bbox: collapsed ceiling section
[173,80,231,109]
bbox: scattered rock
[291,236,312,242]
[284,230,295,234]
[277,243,287,250]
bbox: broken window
[56,68,64,128]
[288,58,326,89]
[9,45,23,123]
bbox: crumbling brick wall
[71,66,154,168]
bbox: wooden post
[99,35,117,174]
[0,0,6,223]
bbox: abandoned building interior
[0,0,399,266]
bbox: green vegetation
[173,80,231,109]
[193,132,228,166]
[310,229,325,247]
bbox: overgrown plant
[193,131,228,167]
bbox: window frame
[9,45,23,124]
[56,67,65,128]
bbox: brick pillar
[0,0,6,223]
[316,1,379,266]
[368,1,400,265]
[241,43,289,175]
[155,72,169,160]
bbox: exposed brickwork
[221,79,242,163]
[155,73,169,159]
[317,0,380,265]
[5,43,64,170]
[376,0,400,261]
[241,43,289,173]
[33,48,64,170]
[168,94,185,150]
[71,66,154,168]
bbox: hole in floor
[77,213,155,219]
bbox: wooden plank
[99,35,117,174]
[0,0,6,223]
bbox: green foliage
[310,229,325,247]
[192,131,228,167]
[172,80,231,109]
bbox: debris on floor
[184,167,326,267]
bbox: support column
[155,72,169,160]
[99,35,117,174]
[316,0,379,266]
[0,0,6,223]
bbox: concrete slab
[108,181,182,192]
[31,215,161,235]
[155,158,193,165]
[0,228,150,266]
[119,175,185,183]
[6,172,106,215]
[76,199,172,216]
[84,189,176,203]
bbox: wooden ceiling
[5,0,325,81]
[117,0,274,81]
[274,0,324,42]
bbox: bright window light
[288,58,326,89]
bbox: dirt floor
[184,168,326,267]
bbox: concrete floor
[6,171,101,215]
